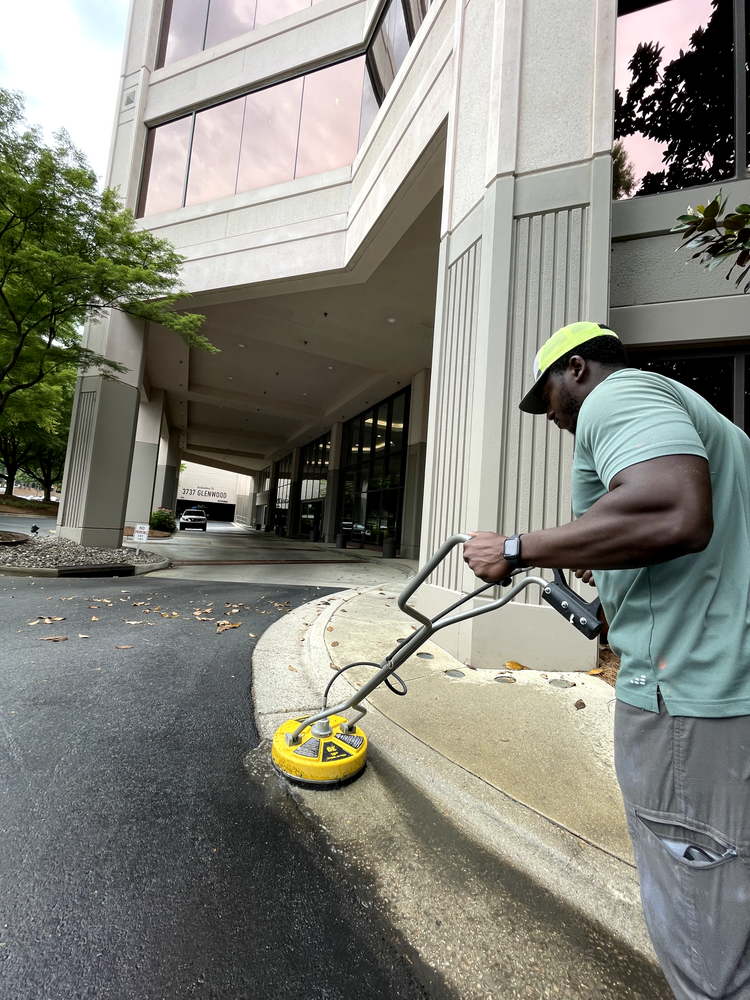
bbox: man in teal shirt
[464,322,750,1000]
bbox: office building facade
[58,0,750,670]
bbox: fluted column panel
[425,239,481,591]
[500,208,589,603]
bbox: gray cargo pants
[615,696,750,999]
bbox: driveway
[0,576,444,1000]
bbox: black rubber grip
[540,569,604,640]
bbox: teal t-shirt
[572,368,750,717]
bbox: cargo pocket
[634,810,749,998]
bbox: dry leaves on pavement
[39,636,67,642]
[216,621,241,633]
[116,645,133,649]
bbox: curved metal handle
[397,533,472,627]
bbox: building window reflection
[629,346,750,433]
[142,0,430,216]
[157,0,322,68]
[138,58,366,217]
[274,453,293,533]
[614,0,745,199]
[338,388,409,547]
[299,432,330,536]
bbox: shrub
[150,507,176,532]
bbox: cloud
[0,0,130,181]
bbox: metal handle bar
[285,534,603,745]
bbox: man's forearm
[521,492,707,570]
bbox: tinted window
[237,77,304,192]
[614,0,735,198]
[185,98,245,205]
[254,0,311,29]
[139,116,192,216]
[204,0,257,48]
[161,0,210,66]
[295,58,366,178]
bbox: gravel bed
[0,535,162,568]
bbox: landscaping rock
[0,535,161,569]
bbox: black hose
[323,660,407,708]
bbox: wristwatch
[502,533,524,571]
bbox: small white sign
[133,523,149,543]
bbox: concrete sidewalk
[139,524,421,588]
[252,574,654,970]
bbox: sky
[615,0,714,191]
[0,0,131,182]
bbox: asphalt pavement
[0,577,450,1000]
[0,513,58,535]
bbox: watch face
[504,537,520,560]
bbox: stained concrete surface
[0,577,447,1000]
[317,585,631,859]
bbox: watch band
[502,533,524,571]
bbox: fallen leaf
[116,645,133,649]
[288,666,297,672]
[27,620,39,626]
[504,660,528,671]
[574,699,586,710]
[588,667,604,676]
[216,621,241,633]
[327,626,334,632]
[91,616,99,621]
[171,612,179,617]
[248,633,256,637]
[124,621,143,625]
[39,636,67,642]
[119,598,128,602]
[78,634,90,639]
[132,602,146,606]
[330,663,337,670]
[160,613,170,618]
[331,641,339,647]
[89,606,99,609]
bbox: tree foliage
[614,0,735,195]
[612,140,636,200]
[0,369,75,498]
[673,192,750,292]
[0,88,214,420]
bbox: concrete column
[417,0,615,671]
[125,389,165,526]
[400,370,430,559]
[322,423,343,543]
[153,425,181,511]
[58,312,147,548]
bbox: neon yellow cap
[519,321,620,414]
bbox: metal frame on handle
[285,534,558,746]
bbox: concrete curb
[252,586,655,965]
[0,557,171,578]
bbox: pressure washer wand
[285,535,603,747]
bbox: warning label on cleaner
[294,738,320,758]
[335,733,364,750]
[322,742,352,762]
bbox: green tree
[0,88,215,421]
[0,373,73,496]
[612,140,636,200]
[20,378,75,501]
[615,0,734,196]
